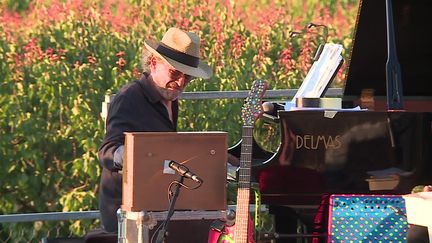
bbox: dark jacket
[98,74,178,232]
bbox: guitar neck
[234,125,253,243]
[239,125,253,188]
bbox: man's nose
[175,75,187,87]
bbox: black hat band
[156,44,199,68]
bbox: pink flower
[116,57,126,69]
[132,67,141,79]
[116,51,125,58]
[88,56,97,66]
[230,33,245,59]
[278,47,294,72]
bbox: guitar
[208,79,268,243]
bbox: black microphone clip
[168,160,203,184]
[262,101,283,121]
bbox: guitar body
[208,217,255,243]
[208,80,268,243]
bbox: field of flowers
[0,0,358,241]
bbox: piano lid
[343,0,432,99]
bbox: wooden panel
[122,132,227,211]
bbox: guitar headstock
[241,79,268,126]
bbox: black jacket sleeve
[98,92,140,171]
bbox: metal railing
[0,211,100,223]
[179,88,342,99]
[101,88,342,120]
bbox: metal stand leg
[155,175,184,243]
[117,209,126,243]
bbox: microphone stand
[155,175,184,243]
[290,22,329,61]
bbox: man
[98,27,213,232]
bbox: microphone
[168,160,203,184]
[290,22,329,61]
[262,101,284,121]
[262,101,274,114]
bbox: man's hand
[423,185,432,192]
[113,145,124,170]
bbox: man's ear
[149,56,157,70]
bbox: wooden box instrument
[122,132,227,212]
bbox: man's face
[150,57,193,101]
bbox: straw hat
[144,27,213,79]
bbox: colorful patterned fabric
[328,194,408,242]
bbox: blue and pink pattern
[328,194,408,242]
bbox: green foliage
[0,0,359,240]
[0,0,31,12]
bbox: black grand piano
[229,0,432,240]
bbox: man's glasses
[168,68,193,83]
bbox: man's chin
[157,87,182,101]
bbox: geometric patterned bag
[328,194,408,242]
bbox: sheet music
[284,43,344,110]
[294,43,343,99]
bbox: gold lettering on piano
[296,135,341,150]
